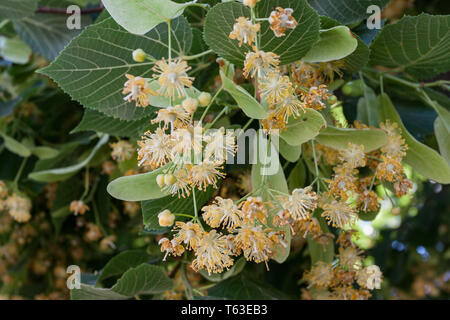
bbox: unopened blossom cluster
[302,230,383,300]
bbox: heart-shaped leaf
[204,0,320,66]
[39,16,192,120]
[308,0,390,25]
[370,14,450,80]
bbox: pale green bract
[102,0,195,35]
[302,26,358,63]
[316,126,388,152]
[378,94,450,184]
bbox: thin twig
[37,6,104,15]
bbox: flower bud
[156,174,165,188]
[0,180,7,198]
[164,174,177,186]
[243,0,260,8]
[182,97,199,114]
[328,95,338,105]
[158,209,175,227]
[132,49,147,63]
[197,92,212,107]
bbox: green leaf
[359,210,379,221]
[315,126,388,152]
[0,36,31,64]
[142,185,216,232]
[220,69,267,119]
[204,0,320,66]
[307,213,334,264]
[319,16,369,73]
[431,103,450,134]
[279,109,326,146]
[357,85,380,126]
[302,26,358,63]
[31,146,60,159]
[200,257,246,283]
[370,14,450,80]
[111,263,173,296]
[251,149,291,263]
[107,164,167,201]
[207,274,289,300]
[39,16,192,120]
[102,0,193,35]
[73,108,155,138]
[72,263,173,300]
[0,133,31,157]
[0,0,38,20]
[28,134,110,182]
[275,138,302,162]
[308,0,390,25]
[378,93,450,184]
[71,284,129,300]
[435,117,450,166]
[251,155,288,194]
[98,250,151,283]
[13,0,92,61]
[288,159,307,190]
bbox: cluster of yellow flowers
[0,181,31,223]
[312,120,413,229]
[143,123,236,196]
[302,230,383,300]
[114,1,409,297]
[158,195,287,274]
[229,5,333,134]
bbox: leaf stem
[192,188,204,230]
[242,118,254,131]
[92,200,108,237]
[80,167,90,201]
[205,106,228,129]
[0,20,10,29]
[181,49,214,60]
[167,19,172,60]
[36,6,104,15]
[311,140,320,193]
[12,157,27,190]
[175,213,195,219]
[199,87,223,124]
[182,263,194,300]
[261,135,272,186]
[187,2,210,10]
[369,170,378,193]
